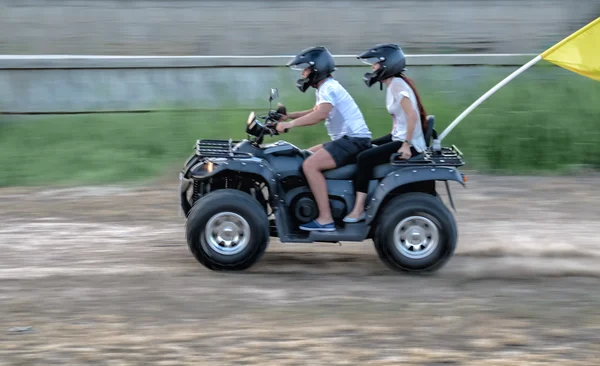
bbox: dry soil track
[1,173,600,365]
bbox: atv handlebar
[246,104,289,144]
[266,105,287,124]
[264,105,289,134]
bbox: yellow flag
[541,17,600,81]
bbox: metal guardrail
[0,54,540,69]
[0,53,547,115]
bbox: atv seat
[322,116,436,181]
[323,163,357,180]
[324,152,427,180]
[424,115,436,147]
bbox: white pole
[438,54,543,142]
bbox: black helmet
[286,46,336,92]
[357,44,407,88]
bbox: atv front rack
[391,145,465,167]
[194,139,252,159]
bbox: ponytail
[398,74,428,133]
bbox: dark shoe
[299,220,335,232]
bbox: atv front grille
[192,179,203,203]
[195,139,252,159]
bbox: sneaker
[299,220,335,232]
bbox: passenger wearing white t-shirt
[276,46,372,232]
[343,44,429,223]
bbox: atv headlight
[246,111,264,137]
[247,111,256,125]
[190,160,221,178]
[190,157,228,177]
[206,161,214,173]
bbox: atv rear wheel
[373,192,457,273]
[186,189,269,271]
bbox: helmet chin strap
[363,69,385,90]
[296,70,320,93]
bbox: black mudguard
[189,158,278,193]
[180,158,282,216]
[364,166,465,226]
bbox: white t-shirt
[315,78,372,141]
[386,77,427,153]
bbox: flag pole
[439,16,599,142]
[438,54,542,142]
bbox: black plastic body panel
[180,138,466,244]
[364,166,465,225]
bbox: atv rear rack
[391,145,465,167]
[194,139,252,159]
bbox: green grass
[1,67,599,187]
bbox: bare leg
[308,144,323,153]
[346,192,367,219]
[302,149,336,224]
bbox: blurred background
[2,1,600,365]
[0,0,599,185]
[1,0,598,55]
[1,0,600,186]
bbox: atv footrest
[308,223,370,243]
[278,234,313,243]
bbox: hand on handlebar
[275,121,291,134]
[268,104,288,122]
[267,111,286,122]
[276,104,287,119]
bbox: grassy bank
[1,69,599,187]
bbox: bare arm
[286,108,314,119]
[400,98,418,142]
[289,103,331,128]
[397,98,419,159]
[275,103,331,133]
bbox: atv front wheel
[186,189,270,271]
[373,192,457,273]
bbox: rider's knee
[355,151,370,167]
[302,158,315,173]
[302,156,325,174]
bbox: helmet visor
[289,62,312,71]
[360,57,384,66]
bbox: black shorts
[322,135,372,167]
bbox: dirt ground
[1,173,600,365]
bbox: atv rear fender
[365,166,466,226]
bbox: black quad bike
[179,89,467,273]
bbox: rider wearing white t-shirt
[316,77,372,142]
[276,46,372,232]
[343,44,429,223]
[386,77,427,152]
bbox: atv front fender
[180,158,282,217]
[188,158,279,196]
[365,166,465,226]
